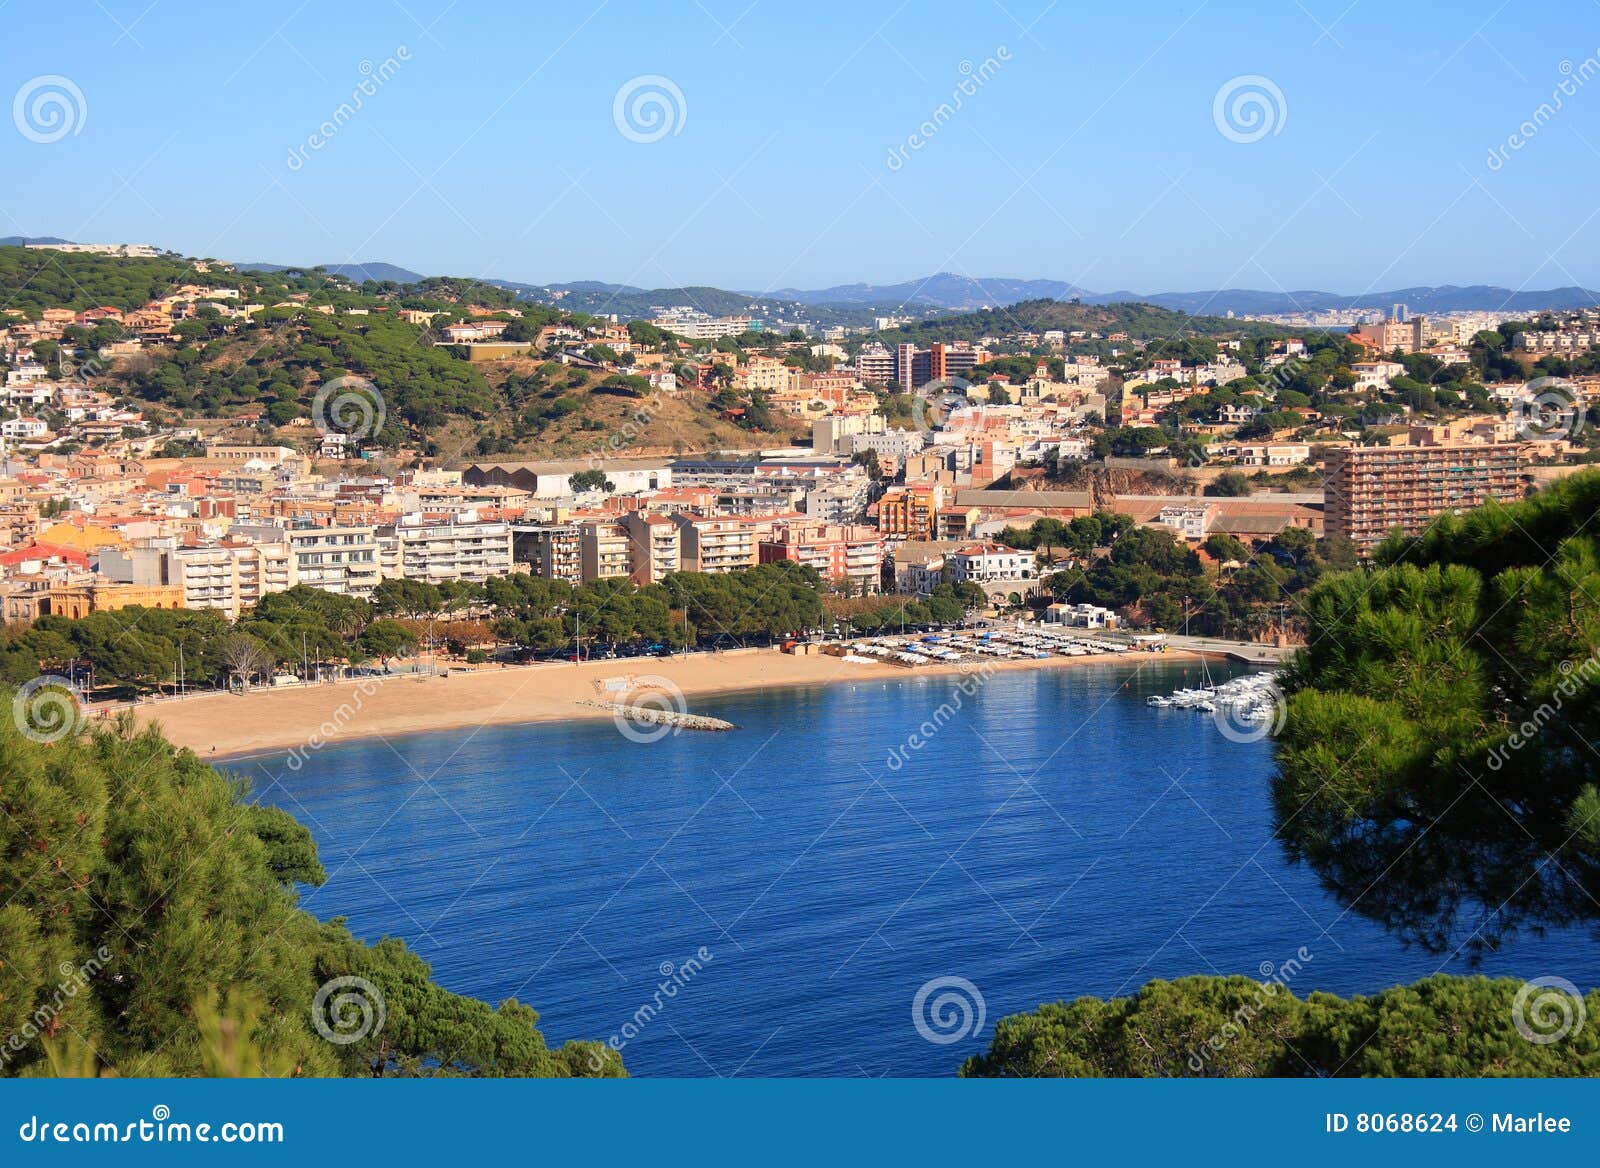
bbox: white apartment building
[376,516,514,583]
[855,344,895,384]
[280,524,381,597]
[97,540,295,620]
[648,308,753,340]
[813,413,885,455]
[1224,443,1311,467]
[1156,504,1217,540]
[943,543,1034,586]
[1351,361,1405,392]
[850,428,927,461]
[805,477,871,523]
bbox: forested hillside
[962,975,1599,1077]
[0,712,622,1077]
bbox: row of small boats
[1147,671,1281,722]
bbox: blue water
[245,661,1600,1077]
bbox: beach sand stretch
[124,645,1206,760]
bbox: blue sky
[4,1,1599,294]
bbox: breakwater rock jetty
[575,700,737,731]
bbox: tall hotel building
[1324,442,1529,551]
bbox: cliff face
[1005,463,1199,506]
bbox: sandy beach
[125,645,1205,760]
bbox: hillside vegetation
[0,246,804,458]
[0,710,621,1077]
[963,974,1599,1077]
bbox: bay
[250,660,1600,1077]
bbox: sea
[247,659,1600,1076]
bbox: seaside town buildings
[0,273,1587,635]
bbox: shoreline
[124,645,1213,761]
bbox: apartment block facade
[1324,442,1529,551]
[673,514,762,574]
[758,522,885,593]
[376,516,514,583]
[96,540,294,620]
[512,523,582,583]
[578,518,631,581]
[281,524,381,597]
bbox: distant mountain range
[765,273,1600,315]
[766,273,1096,309]
[239,260,427,284]
[27,237,1600,320]
[503,275,1600,320]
